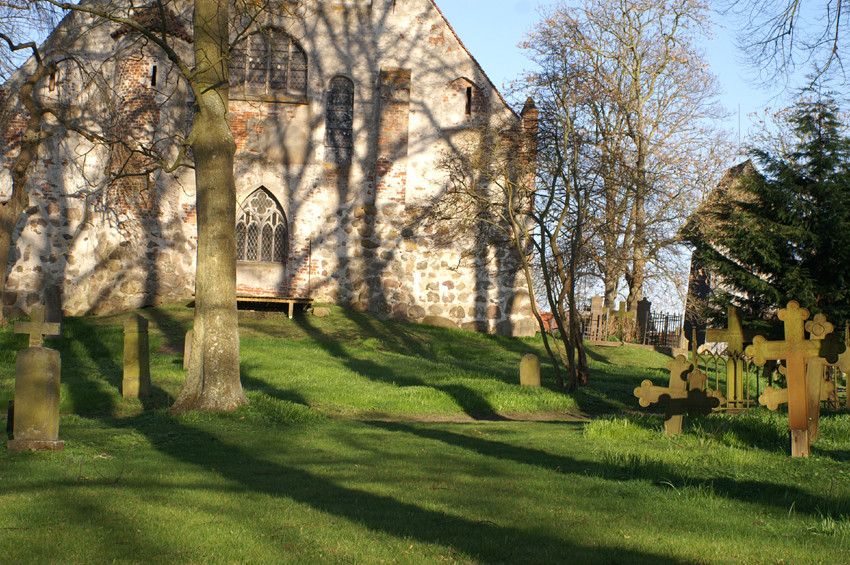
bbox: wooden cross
[634,355,722,436]
[706,306,747,409]
[706,307,745,353]
[14,305,61,348]
[745,301,842,457]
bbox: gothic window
[325,76,354,164]
[230,29,307,98]
[236,188,288,263]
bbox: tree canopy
[683,96,850,326]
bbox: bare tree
[431,99,593,390]
[0,1,62,81]
[724,0,850,85]
[522,0,733,316]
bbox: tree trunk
[0,59,52,326]
[627,136,648,314]
[171,0,246,412]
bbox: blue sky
[437,0,785,145]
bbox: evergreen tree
[684,97,850,327]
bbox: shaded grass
[0,302,848,564]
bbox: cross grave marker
[705,307,747,409]
[14,304,60,348]
[634,355,722,436]
[8,305,64,451]
[745,301,842,457]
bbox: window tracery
[236,188,288,263]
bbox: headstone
[636,298,652,342]
[312,306,331,318]
[634,355,722,436]
[587,295,607,341]
[590,295,605,315]
[745,301,843,457]
[123,314,151,399]
[520,354,541,387]
[8,305,64,451]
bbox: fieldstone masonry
[0,0,536,336]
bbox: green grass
[1,302,849,564]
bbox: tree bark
[171,0,246,412]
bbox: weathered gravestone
[520,354,541,387]
[746,301,843,457]
[634,355,723,436]
[586,295,607,341]
[8,305,64,451]
[636,298,652,343]
[123,314,151,399]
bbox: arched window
[230,29,307,98]
[325,76,354,164]
[236,188,288,263]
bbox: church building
[0,0,538,335]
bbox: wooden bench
[236,295,314,319]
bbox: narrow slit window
[48,70,57,92]
[325,76,354,164]
[150,65,157,87]
[465,86,472,116]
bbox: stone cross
[745,301,842,457]
[705,307,746,409]
[634,355,722,436]
[8,305,64,451]
[14,305,60,348]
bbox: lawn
[1,303,849,564]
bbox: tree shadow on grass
[55,317,123,414]
[291,313,505,419]
[123,415,697,565]
[239,364,312,407]
[367,420,850,519]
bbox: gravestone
[8,305,64,451]
[634,355,722,436]
[705,307,747,410]
[123,314,151,399]
[520,354,541,387]
[745,301,843,457]
[183,329,193,371]
[636,299,652,342]
[586,295,607,341]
